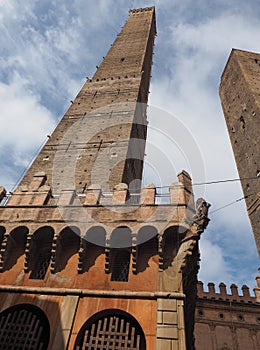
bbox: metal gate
[0,304,50,350]
[75,312,146,350]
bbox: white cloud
[173,14,260,56]
[0,75,55,164]
[199,236,231,283]
[148,12,260,223]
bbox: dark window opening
[27,226,54,280]
[111,250,130,282]
[29,251,51,280]
[2,226,28,271]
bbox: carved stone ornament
[193,197,211,230]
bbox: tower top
[130,6,155,13]
[221,48,260,82]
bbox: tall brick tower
[219,49,260,256]
[15,6,155,195]
[0,7,209,349]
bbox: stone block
[57,190,75,205]
[171,340,179,350]
[29,172,46,191]
[169,183,182,205]
[84,184,101,205]
[157,325,178,339]
[32,192,50,205]
[163,311,177,325]
[157,298,177,312]
[157,311,163,324]
[156,339,172,350]
[141,183,155,204]
[113,183,128,204]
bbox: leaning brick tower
[220,49,260,256]
[0,7,209,350]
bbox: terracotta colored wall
[68,297,157,350]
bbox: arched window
[161,226,187,269]
[0,303,50,349]
[111,250,130,281]
[74,309,146,350]
[2,226,28,271]
[135,226,158,273]
[110,227,132,282]
[81,226,106,272]
[29,226,54,279]
[54,226,80,273]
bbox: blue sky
[0,0,259,292]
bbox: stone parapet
[1,170,195,208]
[197,281,257,303]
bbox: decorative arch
[137,225,158,245]
[84,226,106,247]
[29,226,54,279]
[0,303,50,349]
[110,227,132,282]
[54,226,80,273]
[74,309,146,350]
[110,226,132,249]
[2,226,28,271]
[80,226,106,273]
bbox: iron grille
[29,252,51,280]
[111,251,130,282]
[76,314,145,350]
[0,305,49,350]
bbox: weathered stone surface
[195,281,260,350]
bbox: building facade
[0,7,210,350]
[195,282,260,350]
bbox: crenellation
[197,281,257,303]
[141,183,156,205]
[1,171,195,209]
